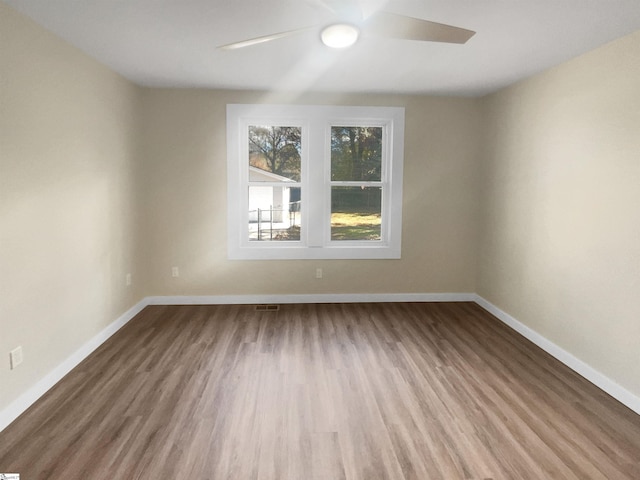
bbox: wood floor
[1,302,639,479]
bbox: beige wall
[136,89,482,297]
[0,2,482,415]
[2,0,638,426]
[0,3,141,411]
[478,31,640,397]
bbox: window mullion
[305,119,325,247]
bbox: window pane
[331,187,381,241]
[331,126,382,181]
[249,125,301,182]
[249,186,301,241]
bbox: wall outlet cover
[10,346,23,369]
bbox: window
[227,104,404,259]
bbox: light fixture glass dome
[321,24,360,48]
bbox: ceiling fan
[217,0,475,50]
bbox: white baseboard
[3,292,638,433]
[148,292,640,415]
[146,292,477,305]
[473,294,640,416]
[0,298,148,433]
[0,293,471,433]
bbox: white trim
[0,292,471,433]
[227,104,405,260]
[3,293,638,433]
[0,298,148,432]
[473,294,640,416]
[146,292,476,305]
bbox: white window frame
[227,104,404,260]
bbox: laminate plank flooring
[1,302,639,479]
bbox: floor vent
[255,304,280,311]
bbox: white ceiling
[5,0,640,96]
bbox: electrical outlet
[10,346,23,369]
[316,268,323,279]
[172,267,179,277]
[125,273,132,286]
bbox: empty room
[1,0,639,478]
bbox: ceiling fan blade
[365,12,475,44]
[218,27,313,50]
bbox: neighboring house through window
[227,104,404,259]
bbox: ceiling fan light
[321,24,359,48]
